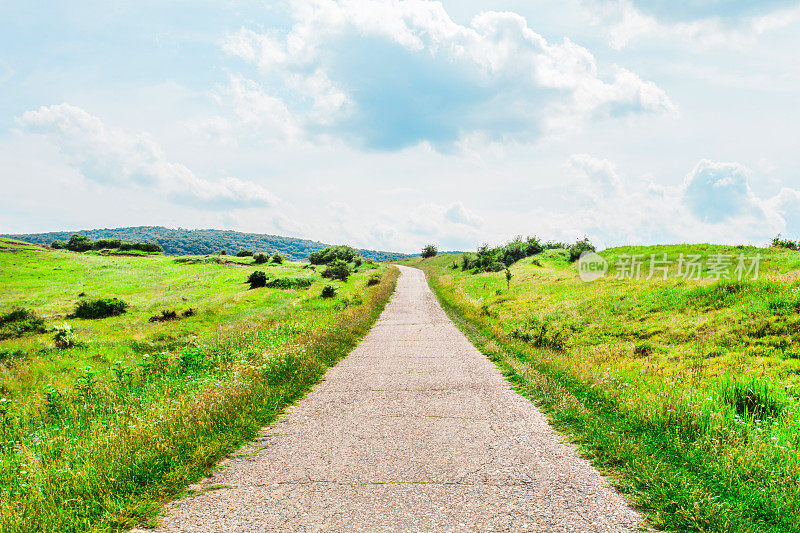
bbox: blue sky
[1,0,798,252]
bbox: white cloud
[16,104,279,210]
[561,154,798,247]
[220,0,675,149]
[444,201,483,227]
[588,0,800,50]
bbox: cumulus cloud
[16,104,279,210]
[561,153,798,247]
[220,0,675,149]
[444,201,483,227]
[587,0,800,49]
[682,160,765,223]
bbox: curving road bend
[140,265,641,532]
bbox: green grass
[404,243,800,533]
[0,239,398,532]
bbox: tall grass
[0,267,398,532]
[408,251,800,533]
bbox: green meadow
[404,243,800,533]
[0,238,397,532]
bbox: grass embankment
[403,244,800,533]
[0,239,398,532]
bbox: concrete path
[143,265,641,532]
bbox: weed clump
[247,271,267,289]
[510,317,568,350]
[321,285,336,298]
[71,298,127,319]
[52,324,76,349]
[0,308,46,340]
[717,376,784,420]
[366,273,381,286]
[149,310,178,322]
[633,341,654,358]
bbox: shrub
[253,253,269,264]
[321,285,336,298]
[772,234,799,250]
[421,244,438,259]
[53,324,76,349]
[460,253,473,271]
[93,238,122,250]
[236,250,254,257]
[510,318,568,350]
[219,250,227,255]
[321,259,350,281]
[568,237,595,262]
[265,277,313,289]
[0,308,46,340]
[149,310,178,322]
[182,308,196,317]
[71,298,127,319]
[366,273,381,286]
[247,271,268,289]
[271,253,285,264]
[50,240,66,249]
[66,234,93,252]
[309,245,361,265]
[486,261,505,272]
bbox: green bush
[50,240,66,249]
[568,237,596,262]
[309,245,361,265]
[71,298,127,319]
[253,253,269,264]
[247,271,268,289]
[321,285,336,298]
[66,234,93,252]
[265,277,313,289]
[366,273,381,286]
[93,238,122,250]
[118,242,162,253]
[421,244,438,259]
[321,259,350,281]
[0,308,46,340]
[486,261,505,272]
[236,250,254,257]
[271,253,284,264]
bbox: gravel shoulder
[138,265,641,532]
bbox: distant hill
[2,226,410,262]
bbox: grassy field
[0,238,398,532]
[403,244,800,533]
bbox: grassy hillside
[404,243,800,533]
[2,226,410,262]
[0,238,398,532]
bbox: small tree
[421,244,438,259]
[505,268,512,288]
[253,253,269,264]
[271,253,285,264]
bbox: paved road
[143,265,641,532]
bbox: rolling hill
[2,226,410,262]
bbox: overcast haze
[1,0,798,252]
